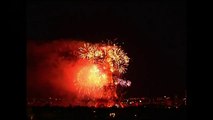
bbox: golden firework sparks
[76,41,130,107]
[78,42,129,74]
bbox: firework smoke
[27,39,130,107]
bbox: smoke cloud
[27,40,87,103]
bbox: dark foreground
[27,106,187,120]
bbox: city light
[109,112,116,118]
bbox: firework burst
[74,41,130,107]
[27,40,131,107]
[78,42,130,74]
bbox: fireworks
[74,62,109,99]
[27,40,131,108]
[115,78,131,87]
[78,42,130,74]
[74,41,130,107]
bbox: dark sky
[27,1,186,97]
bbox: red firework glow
[27,40,130,107]
[64,59,116,100]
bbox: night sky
[27,1,186,97]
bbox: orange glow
[75,63,109,98]
[27,40,130,107]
